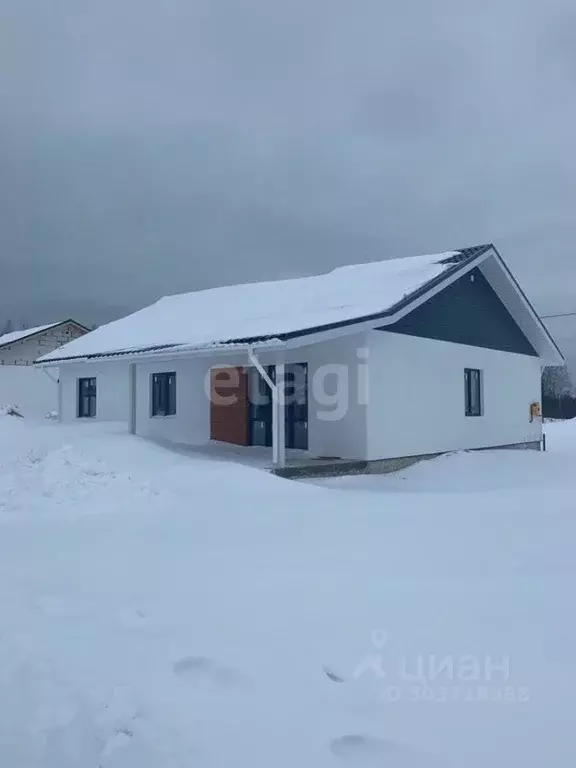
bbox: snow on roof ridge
[325,250,460,275]
[155,250,461,305]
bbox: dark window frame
[151,372,177,417]
[248,364,274,447]
[464,368,483,417]
[77,377,97,418]
[248,363,309,449]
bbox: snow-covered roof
[39,250,470,362]
[37,244,563,365]
[0,322,76,351]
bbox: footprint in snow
[330,735,403,764]
[34,596,88,619]
[116,608,148,628]
[329,736,441,767]
[172,656,244,688]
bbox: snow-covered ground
[0,414,574,767]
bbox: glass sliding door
[248,363,308,450]
[248,365,273,447]
[284,363,308,450]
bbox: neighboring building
[0,320,89,366]
[36,245,563,475]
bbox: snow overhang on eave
[34,338,287,368]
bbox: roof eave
[482,247,565,366]
[35,339,285,367]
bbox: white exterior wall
[55,330,543,462]
[367,330,543,460]
[132,333,369,459]
[292,334,368,460]
[0,323,86,366]
[134,358,211,445]
[58,361,129,423]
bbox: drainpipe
[41,367,61,421]
[248,347,285,468]
[41,367,58,384]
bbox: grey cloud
[1,0,576,348]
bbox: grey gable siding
[379,268,538,356]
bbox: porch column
[273,362,286,468]
[128,362,137,435]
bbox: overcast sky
[2,0,576,329]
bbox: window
[464,368,483,417]
[78,377,97,418]
[151,372,176,416]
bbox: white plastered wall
[58,361,130,423]
[367,330,542,460]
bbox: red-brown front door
[210,367,249,446]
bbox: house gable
[0,321,89,365]
[378,268,538,356]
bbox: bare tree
[542,365,576,419]
[542,365,573,398]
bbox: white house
[36,245,563,476]
[0,320,89,366]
